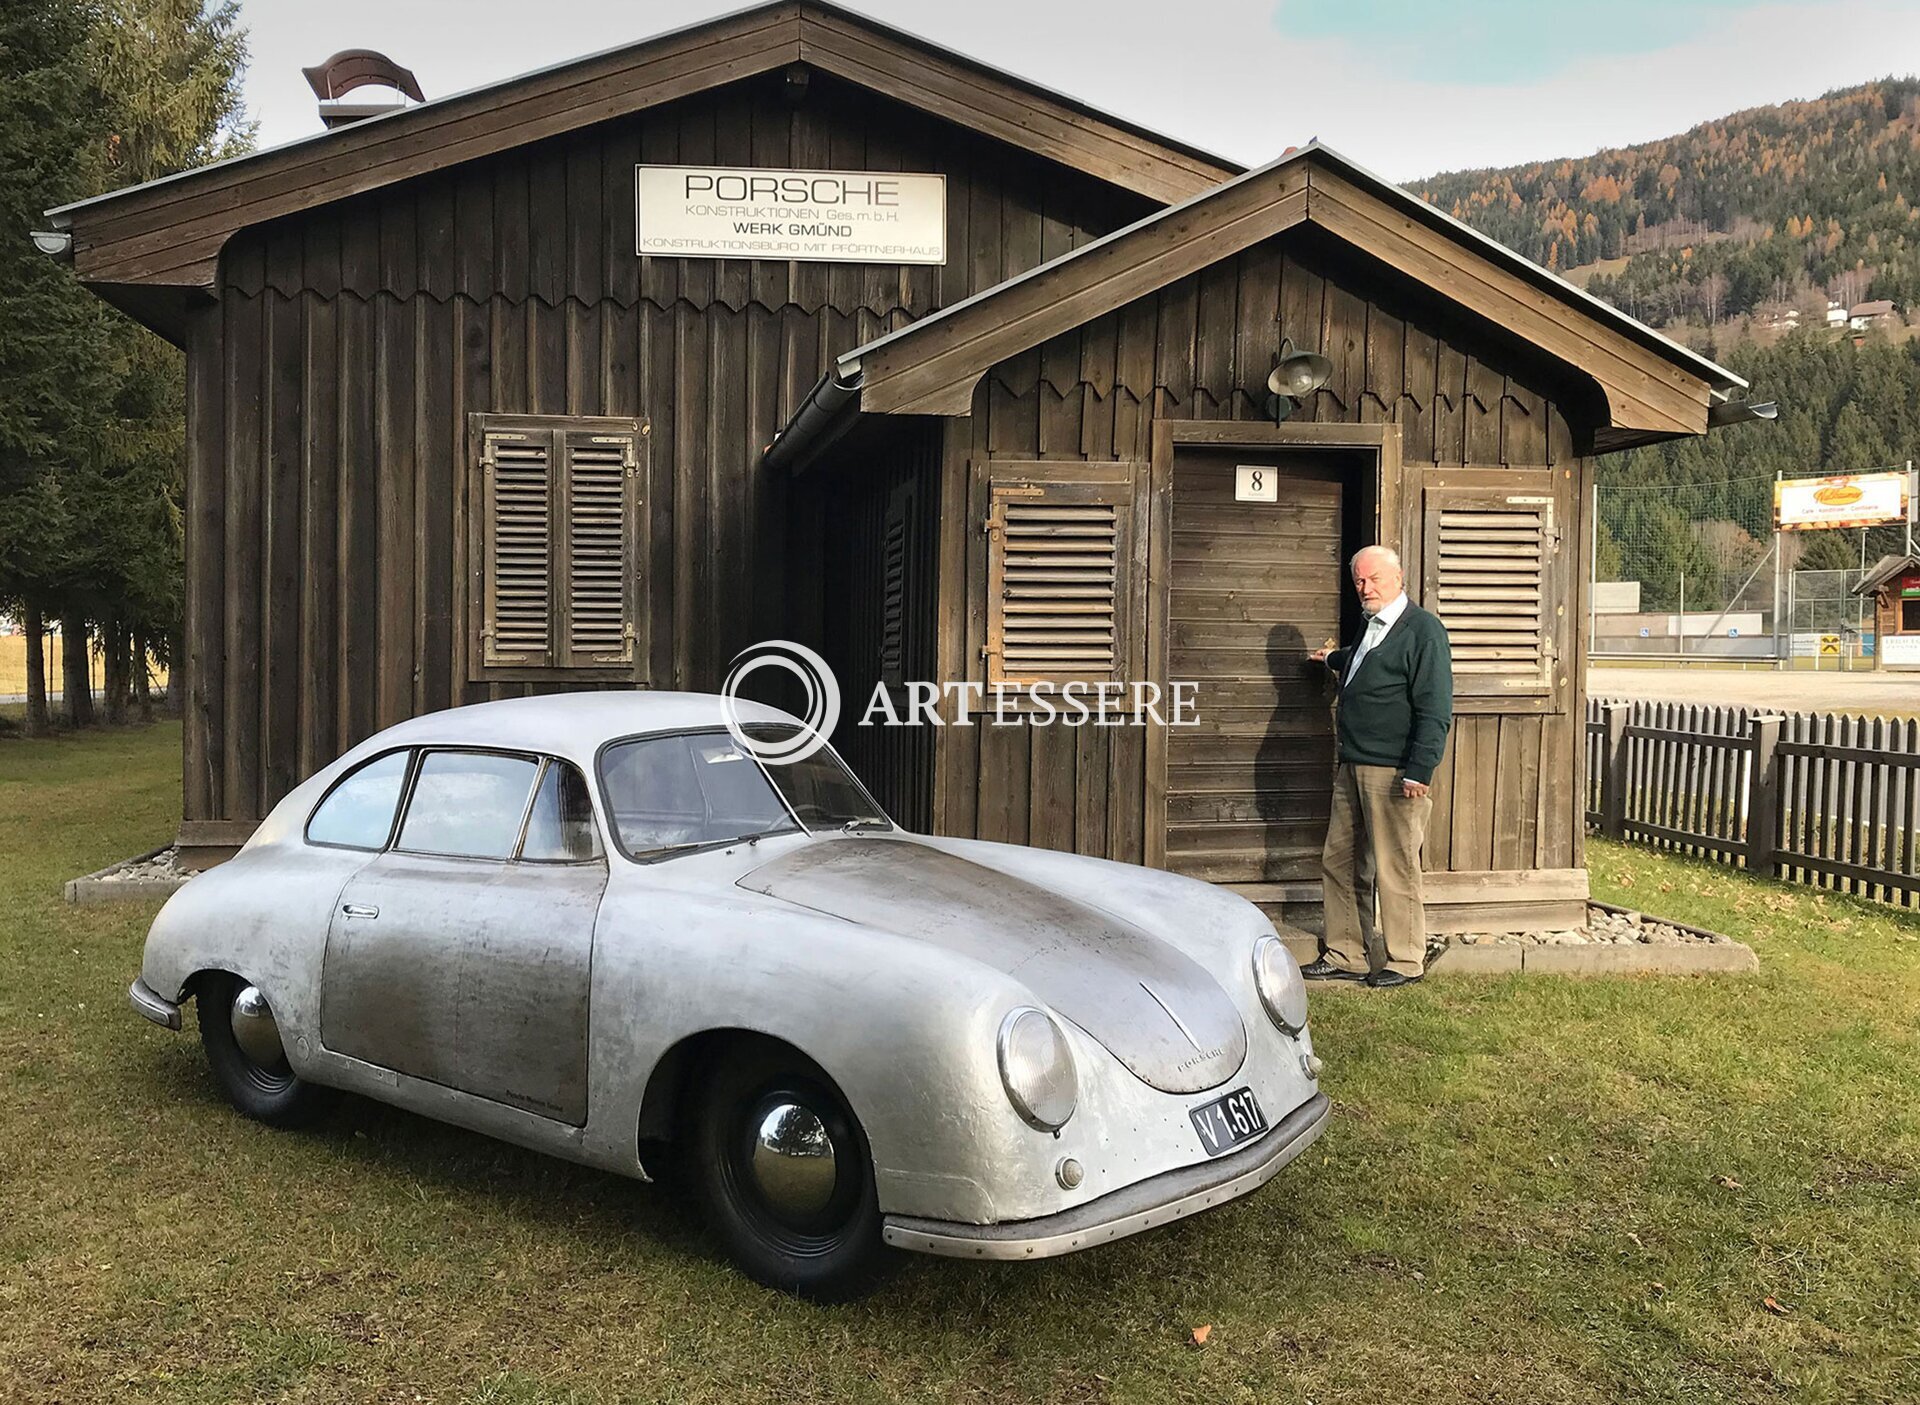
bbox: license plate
[1188,1086,1267,1157]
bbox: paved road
[1591,665,1920,715]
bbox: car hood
[737,837,1246,1094]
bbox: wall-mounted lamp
[29,230,72,259]
[1268,338,1334,400]
[1263,337,1333,422]
[1706,398,1778,429]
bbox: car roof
[342,691,801,770]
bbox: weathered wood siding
[181,69,1149,826]
[934,229,1594,899]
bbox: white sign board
[1235,466,1278,503]
[1774,471,1909,530]
[1881,635,1920,665]
[636,166,946,264]
[1591,581,1642,614]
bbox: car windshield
[597,727,889,860]
[739,724,891,831]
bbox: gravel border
[63,845,190,905]
[1273,903,1758,977]
[1433,902,1757,977]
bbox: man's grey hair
[1349,545,1402,572]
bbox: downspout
[762,357,864,477]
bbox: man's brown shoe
[1301,958,1367,981]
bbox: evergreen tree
[0,0,250,731]
[0,0,111,734]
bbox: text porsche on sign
[635,165,947,264]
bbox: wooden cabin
[46,1,1748,935]
[1857,555,1920,669]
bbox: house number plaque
[1235,466,1277,503]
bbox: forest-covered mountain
[1601,336,1920,610]
[1417,79,1920,609]
[1418,79,1920,332]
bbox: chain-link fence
[1591,472,1911,662]
[1782,567,1872,668]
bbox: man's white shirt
[1344,591,1409,685]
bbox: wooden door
[1165,452,1344,882]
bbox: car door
[319,749,606,1125]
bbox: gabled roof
[1856,554,1917,595]
[797,143,1746,454]
[45,0,1237,299]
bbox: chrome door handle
[341,903,379,919]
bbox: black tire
[687,1043,892,1301]
[196,973,326,1127]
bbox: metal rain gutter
[762,357,864,476]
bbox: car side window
[519,760,604,862]
[306,750,412,850]
[397,751,540,860]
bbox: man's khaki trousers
[1320,762,1431,978]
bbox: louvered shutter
[879,483,912,688]
[470,414,647,682]
[986,475,1134,688]
[1421,473,1560,702]
[482,429,554,667]
[560,429,637,667]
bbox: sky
[238,0,1920,182]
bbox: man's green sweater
[1324,600,1454,785]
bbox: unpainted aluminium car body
[132,692,1329,1293]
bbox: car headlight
[997,1007,1077,1131]
[1252,934,1309,1034]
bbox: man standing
[1304,546,1453,988]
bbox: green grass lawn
[2,724,1918,1404]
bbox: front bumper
[882,1091,1331,1261]
[129,978,182,1031]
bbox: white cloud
[238,0,1920,182]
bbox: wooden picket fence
[1585,697,1920,908]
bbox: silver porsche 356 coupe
[131,693,1329,1298]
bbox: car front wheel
[688,1044,891,1300]
[196,973,326,1127]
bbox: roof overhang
[1855,553,1918,596]
[43,0,1238,341]
[769,143,1747,466]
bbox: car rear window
[306,751,411,850]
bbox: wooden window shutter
[1421,471,1561,703]
[985,472,1135,688]
[470,413,647,682]
[482,429,554,668]
[879,482,913,688]
[560,428,638,668]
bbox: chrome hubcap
[229,985,287,1069]
[748,1101,838,1220]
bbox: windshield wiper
[841,817,890,833]
[633,839,720,860]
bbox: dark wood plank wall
[936,229,1592,880]
[182,70,1149,827]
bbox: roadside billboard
[1774,471,1909,530]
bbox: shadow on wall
[1254,620,1331,828]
